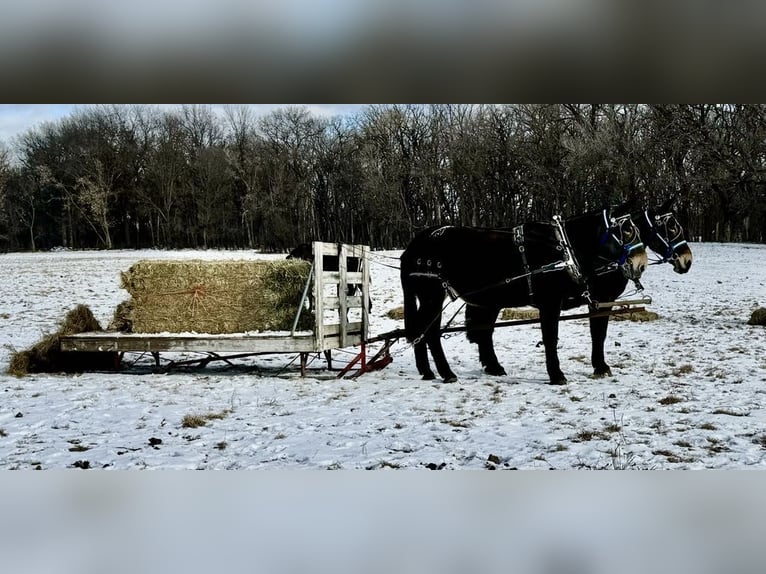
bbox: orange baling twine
[156,284,211,313]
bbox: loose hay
[501,307,540,321]
[386,306,405,320]
[120,259,313,334]
[7,304,118,376]
[499,306,658,322]
[747,308,766,326]
[108,300,133,332]
[612,309,660,322]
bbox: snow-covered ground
[1,242,765,469]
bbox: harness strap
[552,215,584,284]
[557,215,599,312]
[513,225,535,303]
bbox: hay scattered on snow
[612,309,660,322]
[120,259,314,334]
[386,306,405,320]
[6,304,118,376]
[501,307,540,321]
[747,308,766,326]
[499,306,658,322]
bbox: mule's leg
[402,271,454,381]
[539,304,566,385]
[403,275,436,380]
[424,327,458,383]
[414,338,435,380]
[466,305,506,376]
[412,291,438,380]
[416,295,457,383]
[589,311,612,378]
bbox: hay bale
[612,309,660,322]
[501,307,540,321]
[7,304,118,376]
[747,308,766,326]
[120,259,313,334]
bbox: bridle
[596,210,645,273]
[644,210,688,265]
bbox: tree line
[1,104,765,253]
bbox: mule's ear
[658,196,676,213]
[613,196,639,216]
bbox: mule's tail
[401,264,420,342]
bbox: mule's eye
[667,219,681,235]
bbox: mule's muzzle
[621,250,648,280]
[672,250,693,274]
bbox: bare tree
[141,111,188,246]
[74,158,115,249]
[224,105,262,247]
[258,107,327,248]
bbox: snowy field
[1,242,766,469]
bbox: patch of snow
[1,243,765,469]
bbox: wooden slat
[312,241,325,346]
[315,242,367,258]
[361,245,370,341]
[595,296,652,310]
[323,296,363,310]
[343,244,367,258]
[61,333,323,353]
[321,271,363,284]
[60,329,368,355]
[319,333,364,350]
[323,322,364,336]
[338,243,348,347]
[315,242,339,256]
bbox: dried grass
[386,306,405,320]
[6,304,118,376]
[120,259,313,334]
[612,310,660,322]
[108,300,133,332]
[501,307,539,321]
[182,410,231,428]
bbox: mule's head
[636,198,693,274]
[287,243,314,262]
[596,201,648,281]
[565,201,648,282]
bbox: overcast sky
[0,104,75,144]
[0,104,363,145]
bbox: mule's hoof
[548,376,568,385]
[485,365,507,376]
[421,372,436,381]
[443,375,458,384]
[593,367,612,379]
